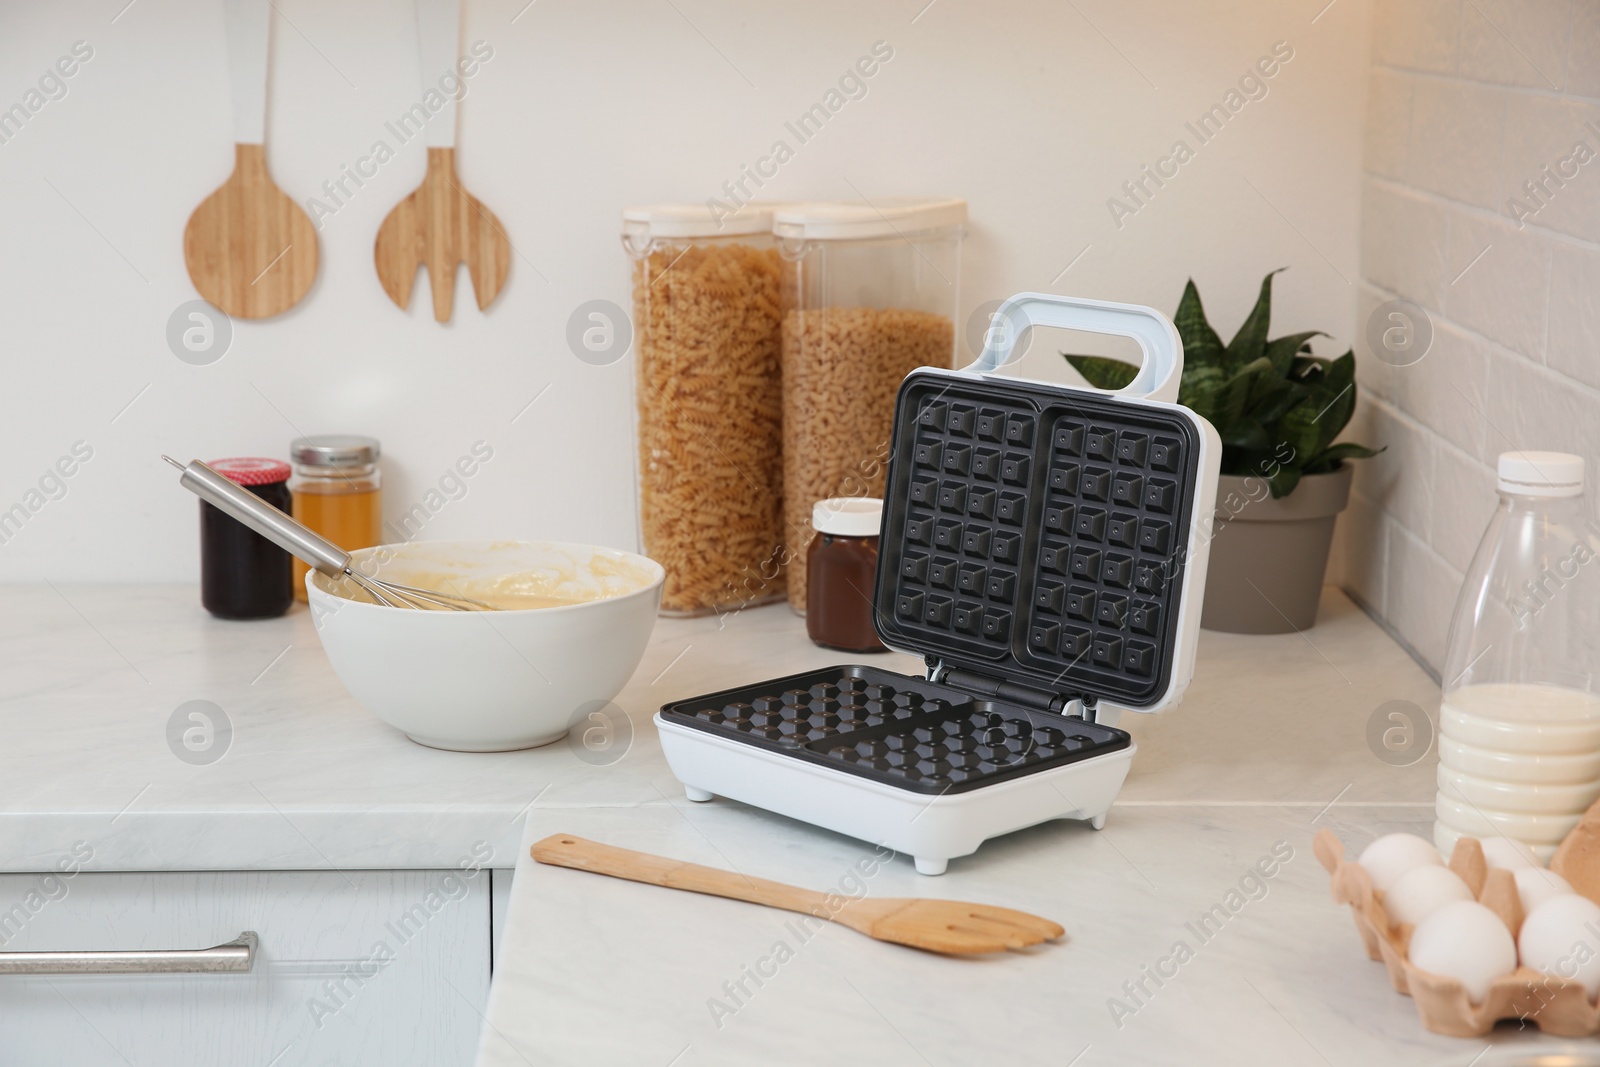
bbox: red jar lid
[208,457,291,486]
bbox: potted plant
[1064,269,1381,634]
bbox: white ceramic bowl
[308,540,664,751]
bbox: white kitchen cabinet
[489,869,512,965]
[0,869,491,1067]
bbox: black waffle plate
[874,371,1201,708]
[659,665,1130,795]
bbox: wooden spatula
[531,834,1064,955]
[373,0,510,322]
[183,0,318,319]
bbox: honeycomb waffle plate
[659,665,1129,795]
[1315,827,1600,1037]
[876,372,1201,709]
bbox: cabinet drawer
[0,869,490,1067]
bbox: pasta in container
[624,204,787,616]
[775,198,966,613]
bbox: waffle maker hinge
[926,656,1088,718]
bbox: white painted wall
[0,0,1372,583]
[1335,0,1600,671]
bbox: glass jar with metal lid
[806,497,887,653]
[289,435,382,602]
[200,457,294,619]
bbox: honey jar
[289,436,382,602]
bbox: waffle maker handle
[965,292,1182,405]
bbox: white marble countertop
[0,583,859,874]
[476,590,1581,1066]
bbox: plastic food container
[775,197,965,613]
[623,203,787,617]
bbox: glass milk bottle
[1436,452,1600,862]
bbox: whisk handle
[168,458,351,577]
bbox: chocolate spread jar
[806,497,886,653]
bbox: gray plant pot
[1199,464,1353,634]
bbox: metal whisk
[163,456,493,611]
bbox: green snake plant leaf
[1268,464,1303,499]
[1174,279,1225,370]
[1063,272,1380,495]
[1216,357,1279,433]
[1305,441,1383,473]
[1275,351,1357,470]
[1308,351,1358,449]
[1241,364,1294,416]
[1263,330,1324,378]
[1225,267,1285,371]
[1179,363,1229,424]
[1274,400,1325,475]
[1248,378,1312,428]
[1062,354,1140,391]
[1220,417,1272,451]
[1210,365,1257,432]
[1291,354,1330,381]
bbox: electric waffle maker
[655,293,1222,874]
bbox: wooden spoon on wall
[184,0,318,319]
[374,0,510,322]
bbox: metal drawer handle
[0,931,257,976]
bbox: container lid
[872,369,1208,713]
[622,202,784,240]
[208,457,290,486]
[1498,451,1583,497]
[814,497,883,538]
[773,197,967,241]
[291,435,381,468]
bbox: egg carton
[1314,827,1600,1037]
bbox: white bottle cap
[1497,451,1584,497]
[812,497,883,537]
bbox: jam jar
[805,497,886,653]
[199,457,293,620]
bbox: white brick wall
[1337,0,1600,672]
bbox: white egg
[1409,901,1518,1003]
[1384,865,1474,926]
[1517,894,1600,996]
[1512,867,1576,914]
[1480,837,1542,871]
[1359,832,1444,892]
